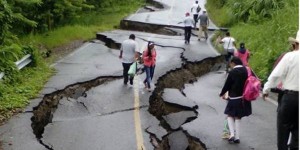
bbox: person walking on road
[197,10,209,41]
[183,12,195,44]
[263,32,299,150]
[119,34,139,85]
[219,32,236,71]
[191,1,201,26]
[234,42,250,66]
[219,57,251,144]
[143,41,157,92]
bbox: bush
[207,0,298,81]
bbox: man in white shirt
[191,1,201,26]
[263,31,299,150]
[219,32,236,71]
[183,12,195,44]
[119,34,139,85]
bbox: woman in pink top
[234,43,250,66]
[143,41,157,91]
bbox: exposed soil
[41,40,85,64]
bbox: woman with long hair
[143,41,157,92]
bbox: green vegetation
[207,0,298,81]
[0,0,145,122]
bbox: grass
[21,12,138,50]
[0,64,54,122]
[206,4,232,27]
[206,1,298,81]
[230,4,298,81]
[0,1,145,123]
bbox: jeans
[122,62,134,84]
[143,65,155,88]
[184,26,192,43]
[277,92,299,150]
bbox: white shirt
[221,37,235,50]
[184,16,194,27]
[191,3,200,15]
[120,39,138,63]
[263,50,299,94]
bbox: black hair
[195,1,198,4]
[129,34,135,40]
[230,56,243,65]
[240,42,245,48]
[147,41,154,57]
[226,32,230,37]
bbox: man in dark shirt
[197,10,209,41]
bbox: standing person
[143,41,157,92]
[219,32,236,71]
[263,33,299,150]
[183,12,195,44]
[191,1,201,26]
[219,57,251,144]
[197,10,209,41]
[119,34,139,85]
[234,43,250,66]
[270,42,297,107]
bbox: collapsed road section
[31,76,122,148]
[30,0,223,149]
[96,29,223,149]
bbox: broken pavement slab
[163,110,197,130]
[162,88,198,109]
[168,130,189,150]
[182,72,277,150]
[0,113,46,150]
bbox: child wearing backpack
[234,43,250,66]
[219,57,252,144]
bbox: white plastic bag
[128,62,137,77]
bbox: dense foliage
[207,0,298,81]
[0,0,144,79]
[0,0,144,122]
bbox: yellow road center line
[133,76,146,150]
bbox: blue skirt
[224,98,252,118]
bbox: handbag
[128,62,137,77]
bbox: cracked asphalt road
[0,0,277,150]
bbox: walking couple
[119,34,156,92]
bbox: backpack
[234,50,250,66]
[196,5,201,13]
[243,67,261,101]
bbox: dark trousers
[277,91,299,150]
[184,26,192,43]
[122,63,133,84]
[224,51,234,71]
[193,14,198,25]
[224,51,234,62]
[143,65,155,88]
